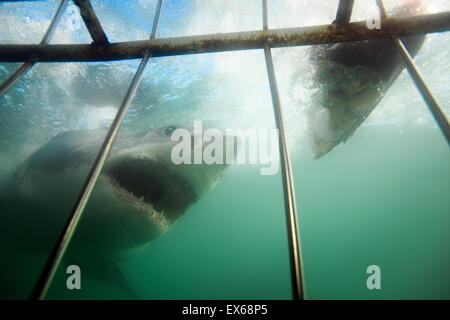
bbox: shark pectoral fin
[84,262,138,299]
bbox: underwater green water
[1,0,449,301]
[0,108,449,300]
[37,125,447,300]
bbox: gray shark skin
[0,125,235,298]
[308,0,427,158]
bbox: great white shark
[0,125,237,298]
[307,0,427,158]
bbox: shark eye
[164,126,177,136]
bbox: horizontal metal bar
[376,0,450,145]
[0,0,68,98]
[334,0,354,24]
[73,0,109,45]
[0,12,449,62]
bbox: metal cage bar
[262,0,306,300]
[0,0,446,300]
[335,0,355,24]
[29,0,165,300]
[73,0,109,45]
[0,0,68,98]
[1,12,449,62]
[376,0,450,144]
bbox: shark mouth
[104,158,197,228]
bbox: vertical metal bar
[0,0,68,98]
[335,0,354,24]
[40,0,69,45]
[0,62,33,97]
[150,0,164,39]
[73,0,109,45]
[390,35,450,143]
[262,0,268,30]
[376,0,450,144]
[262,0,306,301]
[376,0,388,19]
[29,0,165,300]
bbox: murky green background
[43,125,449,300]
[0,0,449,300]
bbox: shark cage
[0,0,449,300]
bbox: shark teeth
[103,175,170,231]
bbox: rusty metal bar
[376,0,450,144]
[334,0,354,24]
[262,0,306,301]
[0,0,68,98]
[73,0,109,45]
[0,11,449,63]
[29,0,165,300]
